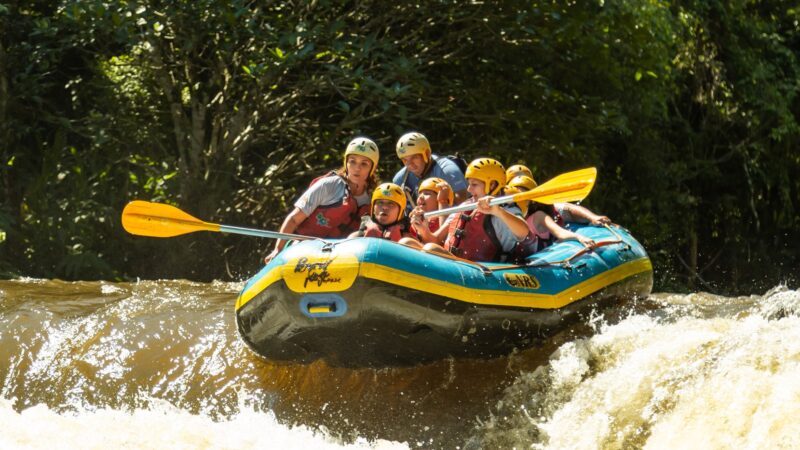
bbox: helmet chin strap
[420,153,434,178]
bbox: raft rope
[483,224,627,273]
[314,224,628,275]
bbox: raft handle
[308,303,336,314]
[299,293,348,318]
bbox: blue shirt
[392,154,468,200]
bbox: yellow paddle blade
[121,201,220,238]
[514,167,597,204]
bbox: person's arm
[542,214,596,248]
[557,202,610,225]
[409,206,445,244]
[436,183,453,208]
[478,197,529,240]
[264,208,308,263]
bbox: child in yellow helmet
[506,174,610,252]
[349,183,414,242]
[407,158,531,262]
[401,177,454,244]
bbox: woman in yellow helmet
[349,183,413,242]
[264,137,380,263]
[408,158,531,262]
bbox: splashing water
[1,279,799,449]
[472,286,800,449]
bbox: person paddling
[349,183,414,242]
[264,137,379,263]
[406,158,531,262]
[506,175,603,253]
[505,164,611,226]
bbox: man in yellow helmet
[392,132,468,208]
[408,158,531,262]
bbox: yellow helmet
[395,132,431,163]
[465,158,506,196]
[371,182,407,219]
[507,175,538,191]
[345,137,380,175]
[419,177,454,206]
[505,164,533,183]
[506,175,538,216]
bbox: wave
[0,397,407,450]
[471,286,800,449]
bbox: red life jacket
[443,209,503,262]
[361,219,407,242]
[295,173,363,238]
[428,216,441,233]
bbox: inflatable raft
[235,224,652,367]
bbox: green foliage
[0,0,797,292]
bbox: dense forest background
[1,0,798,294]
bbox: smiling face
[372,199,401,225]
[345,154,373,184]
[401,154,428,178]
[416,189,439,212]
[466,178,488,200]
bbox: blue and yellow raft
[235,224,652,367]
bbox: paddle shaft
[423,194,520,218]
[424,179,590,219]
[220,224,313,240]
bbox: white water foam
[0,398,408,450]
[477,287,800,449]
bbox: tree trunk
[688,228,698,290]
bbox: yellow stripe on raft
[360,257,652,309]
[236,257,652,311]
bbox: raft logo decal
[294,257,342,288]
[503,273,540,289]
[283,254,359,293]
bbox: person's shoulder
[392,167,408,184]
[317,173,345,184]
[432,155,466,179]
[304,174,345,199]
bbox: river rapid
[1,278,799,449]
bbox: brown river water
[1,278,799,449]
